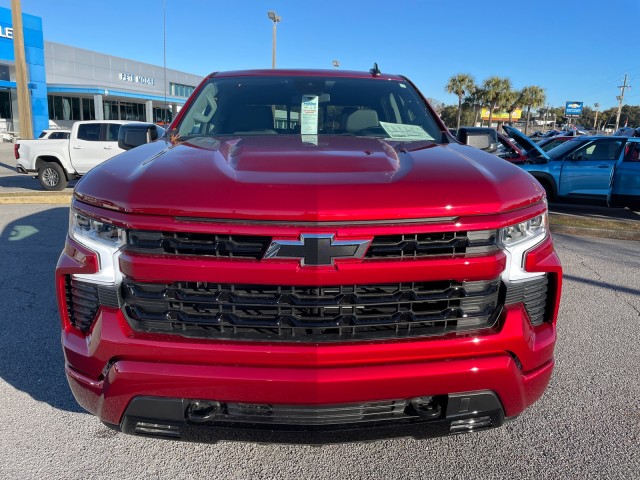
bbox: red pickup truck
[56,68,562,443]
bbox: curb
[0,191,72,204]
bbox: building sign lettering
[119,72,156,86]
[0,26,13,39]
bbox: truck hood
[503,126,551,162]
[74,135,544,221]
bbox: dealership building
[0,7,203,138]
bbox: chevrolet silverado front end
[56,69,562,442]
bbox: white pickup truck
[15,120,163,190]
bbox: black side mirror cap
[118,124,162,150]
[456,127,498,153]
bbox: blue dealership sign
[565,101,583,116]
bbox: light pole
[267,11,281,69]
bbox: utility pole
[593,103,599,131]
[11,0,33,139]
[614,73,631,131]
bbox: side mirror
[457,128,498,153]
[118,124,162,150]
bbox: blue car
[503,126,640,210]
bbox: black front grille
[126,229,497,260]
[365,230,497,258]
[121,279,502,342]
[209,399,413,425]
[127,231,271,259]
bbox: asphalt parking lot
[0,204,638,479]
[0,145,638,479]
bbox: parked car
[38,129,71,140]
[536,136,573,152]
[15,120,164,190]
[612,127,640,137]
[504,126,640,209]
[496,132,528,163]
[55,69,562,442]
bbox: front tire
[38,162,68,191]
[536,178,556,202]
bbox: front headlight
[70,211,126,248]
[69,211,126,285]
[499,213,546,248]
[499,212,548,282]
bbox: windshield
[176,76,443,142]
[546,138,585,160]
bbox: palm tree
[505,88,523,126]
[481,76,512,129]
[593,103,600,131]
[446,73,475,130]
[464,88,485,126]
[520,86,546,135]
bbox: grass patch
[549,213,640,232]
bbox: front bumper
[61,302,554,439]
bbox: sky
[2,0,639,111]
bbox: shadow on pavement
[0,206,85,414]
[563,274,640,297]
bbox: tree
[504,88,523,126]
[427,98,445,115]
[481,76,512,128]
[440,105,475,129]
[464,88,485,126]
[445,73,475,130]
[439,105,459,128]
[520,86,546,135]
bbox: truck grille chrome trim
[121,278,502,341]
[173,216,460,226]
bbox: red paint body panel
[74,136,545,220]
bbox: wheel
[537,178,556,202]
[38,162,68,191]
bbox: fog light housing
[408,396,442,419]
[187,400,223,423]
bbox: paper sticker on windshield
[301,95,319,135]
[301,134,318,145]
[379,121,433,140]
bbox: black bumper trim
[119,391,505,444]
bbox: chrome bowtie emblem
[264,234,371,266]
